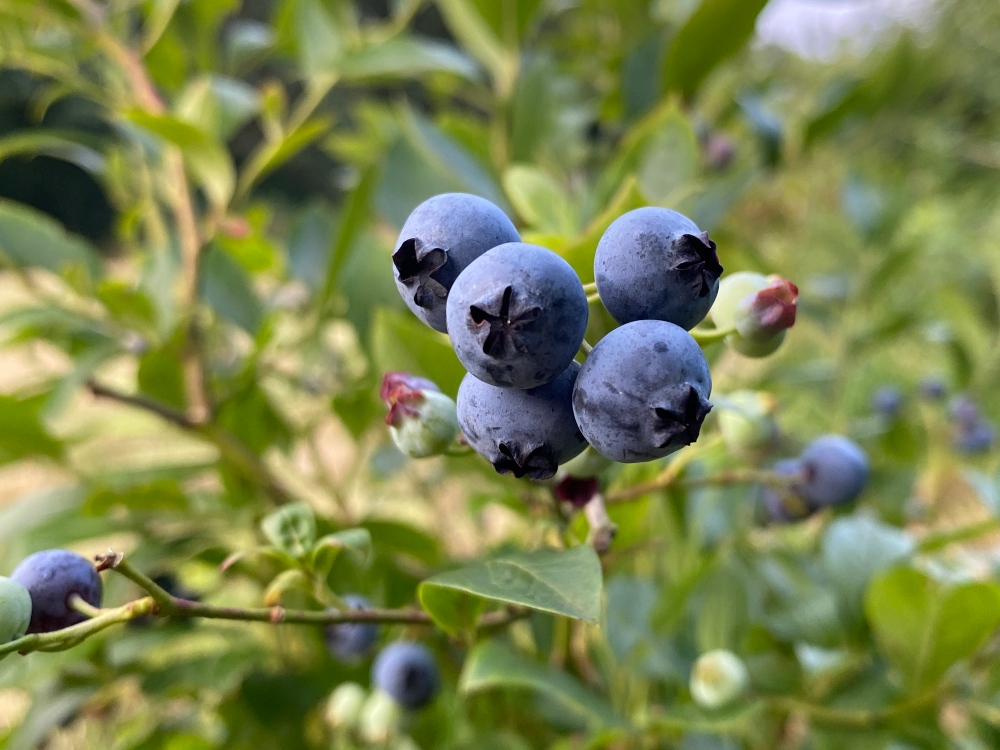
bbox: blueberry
[572,320,712,463]
[326,595,380,662]
[0,576,32,643]
[950,395,981,428]
[392,193,520,333]
[446,243,589,389]
[761,459,813,523]
[797,435,869,508]
[371,641,440,710]
[953,419,996,454]
[11,550,102,634]
[457,363,588,480]
[594,207,722,330]
[871,385,904,419]
[918,376,946,401]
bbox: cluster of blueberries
[0,550,439,711]
[390,193,799,479]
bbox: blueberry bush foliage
[1,0,1000,748]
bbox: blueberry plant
[1,0,1000,749]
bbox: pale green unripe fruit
[389,391,460,458]
[729,328,785,357]
[0,576,32,643]
[325,682,367,729]
[359,689,402,744]
[709,271,770,331]
[690,649,749,710]
[717,391,779,458]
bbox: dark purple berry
[554,475,600,508]
[11,550,102,634]
[572,320,712,463]
[325,595,380,662]
[372,641,440,710]
[457,363,588,481]
[918,376,946,401]
[797,435,869,508]
[594,207,722,330]
[446,243,589,389]
[392,194,520,333]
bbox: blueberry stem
[67,594,105,619]
[586,293,601,305]
[582,281,598,295]
[605,437,724,503]
[0,553,530,659]
[689,326,736,346]
[579,339,594,356]
[444,444,474,457]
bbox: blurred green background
[1,0,1000,748]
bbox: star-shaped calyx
[468,285,541,357]
[494,442,557,481]
[652,384,713,448]
[672,232,723,298]
[392,238,449,309]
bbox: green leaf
[264,568,313,606]
[562,177,646,283]
[865,567,1000,689]
[0,200,102,281]
[420,545,603,623]
[460,639,623,729]
[369,306,466,396]
[311,528,373,576]
[822,515,913,623]
[662,0,770,98]
[0,130,105,174]
[199,244,264,333]
[138,338,188,411]
[434,0,508,87]
[175,74,261,141]
[0,394,64,464]
[294,0,345,74]
[419,584,486,636]
[503,165,577,235]
[339,36,478,81]
[126,111,235,210]
[261,503,317,559]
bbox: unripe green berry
[0,576,32,643]
[717,390,779,458]
[325,682,367,729]
[729,329,786,358]
[710,271,770,331]
[389,390,460,458]
[359,689,402,744]
[690,649,749,710]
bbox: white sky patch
[754,0,936,61]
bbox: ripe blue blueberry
[392,193,520,333]
[446,243,589,389]
[953,419,996,455]
[761,459,813,523]
[11,550,102,634]
[871,385,904,419]
[371,641,440,710]
[457,363,588,480]
[572,320,712,463]
[918,376,946,401]
[594,207,722,330]
[326,595,380,662]
[797,435,869,508]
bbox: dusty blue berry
[594,207,722,330]
[457,363,587,481]
[871,385,904,419]
[326,595,380,662]
[954,420,996,454]
[572,320,712,463]
[392,193,520,333]
[11,550,102,634]
[371,642,440,710]
[797,435,869,508]
[446,243,589,389]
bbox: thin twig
[86,380,295,505]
